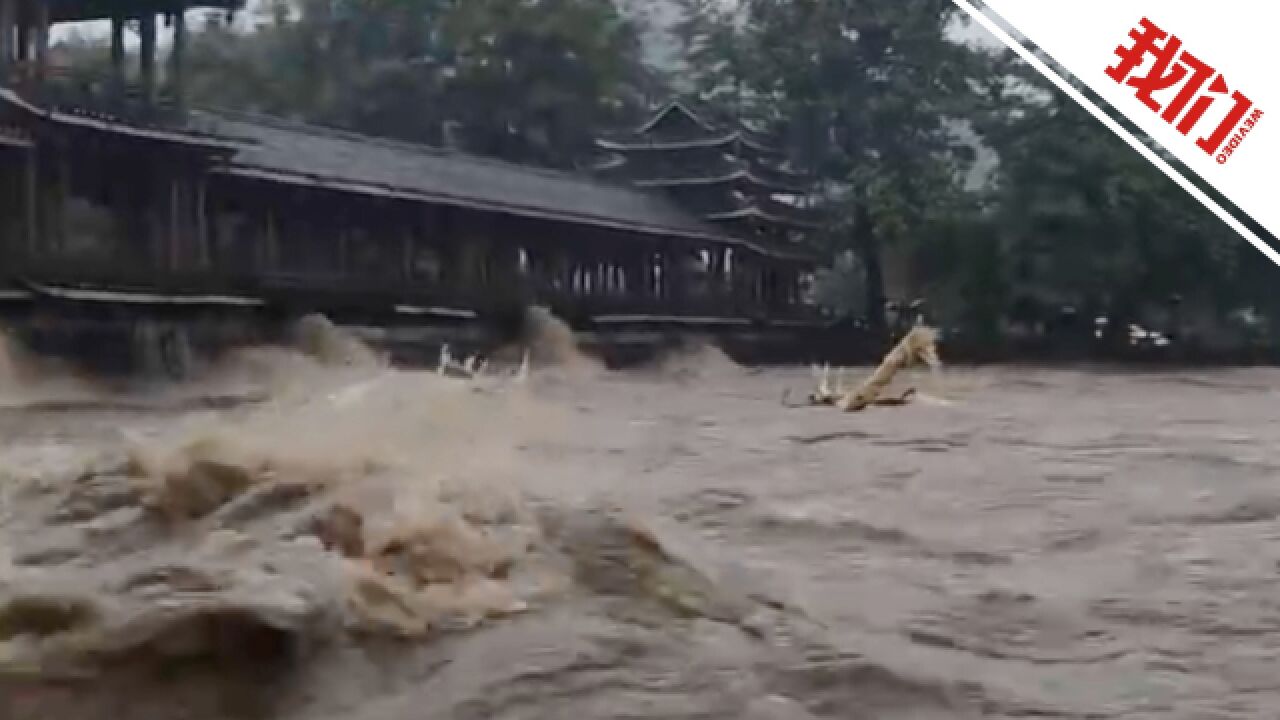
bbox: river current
[2,336,1278,719]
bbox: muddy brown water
[2,356,1280,719]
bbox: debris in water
[646,337,743,382]
[291,314,383,369]
[521,306,598,373]
[308,503,365,558]
[838,326,940,412]
[514,349,530,384]
[785,326,940,412]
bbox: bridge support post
[110,15,125,91]
[0,0,12,80]
[33,0,46,81]
[139,13,157,101]
[169,4,188,108]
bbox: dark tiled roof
[192,109,752,247]
[3,84,816,261]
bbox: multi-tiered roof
[594,99,822,252]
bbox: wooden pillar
[524,247,543,293]
[667,247,687,303]
[110,16,126,90]
[637,252,651,299]
[654,250,667,301]
[33,0,46,81]
[337,218,350,277]
[0,0,13,79]
[493,241,520,291]
[24,146,36,259]
[643,251,657,299]
[621,254,639,299]
[551,251,569,294]
[196,175,209,268]
[168,176,181,270]
[54,143,69,254]
[733,254,749,303]
[169,6,187,107]
[15,16,27,63]
[401,220,415,282]
[140,14,157,101]
[453,237,477,291]
[264,207,278,272]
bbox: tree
[671,0,746,105]
[439,0,651,167]
[986,63,1257,352]
[687,0,997,342]
[178,0,652,169]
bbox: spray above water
[291,314,386,370]
[644,336,744,383]
[0,328,21,393]
[0,327,102,408]
[1,359,563,678]
[519,306,599,375]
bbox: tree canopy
[55,0,1279,354]
[177,0,653,168]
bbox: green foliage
[672,0,1274,346]
[438,0,649,165]
[989,80,1258,344]
[675,0,996,338]
[180,0,649,168]
[52,0,1278,349]
[671,0,745,104]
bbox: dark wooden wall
[1,124,814,323]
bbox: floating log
[837,326,939,412]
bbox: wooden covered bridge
[0,0,838,369]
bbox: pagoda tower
[594,99,821,251]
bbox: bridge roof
[1,83,817,262]
[193,109,806,255]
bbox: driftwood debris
[838,325,939,412]
[436,345,529,383]
[785,326,940,412]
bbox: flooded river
[2,341,1279,719]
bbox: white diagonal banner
[954,1,1280,266]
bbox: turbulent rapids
[2,318,1280,719]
